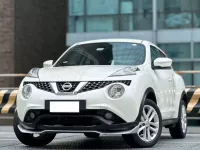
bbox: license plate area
[45,100,86,113]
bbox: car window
[54,42,146,67]
[158,50,166,58]
[60,49,95,66]
[150,46,160,63]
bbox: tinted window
[150,46,160,62]
[158,50,166,57]
[55,42,146,67]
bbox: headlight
[22,85,32,99]
[27,68,40,78]
[109,67,138,77]
[108,84,125,99]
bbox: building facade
[0,0,15,87]
[0,0,66,87]
[67,0,200,86]
[0,0,200,86]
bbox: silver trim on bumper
[17,123,141,135]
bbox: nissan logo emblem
[62,83,72,91]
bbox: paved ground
[1,126,200,150]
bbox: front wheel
[13,112,56,147]
[169,100,187,139]
[122,99,162,148]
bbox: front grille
[24,82,54,93]
[79,80,131,93]
[38,116,101,127]
[56,82,79,92]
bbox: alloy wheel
[181,105,187,133]
[137,105,159,142]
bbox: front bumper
[17,110,140,134]
[17,77,143,123]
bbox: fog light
[30,112,35,119]
[105,112,113,120]
[22,85,32,99]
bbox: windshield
[54,42,146,67]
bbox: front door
[150,46,174,120]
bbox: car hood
[38,65,138,81]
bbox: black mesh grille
[24,82,54,93]
[56,82,79,92]
[79,80,131,93]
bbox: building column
[0,0,15,87]
[152,0,157,44]
[14,0,67,86]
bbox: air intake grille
[56,82,79,92]
[23,82,54,93]
[79,80,131,93]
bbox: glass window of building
[86,16,119,32]
[119,0,152,31]
[157,0,200,29]
[173,62,192,85]
[68,0,84,32]
[158,43,191,59]
[120,0,133,14]
[68,17,84,33]
[194,62,200,85]
[68,0,84,16]
[194,43,200,58]
[119,14,152,31]
[86,0,118,15]
[85,0,119,32]
[67,0,153,33]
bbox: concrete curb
[163,127,200,134]
[0,116,13,126]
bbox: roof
[77,38,148,45]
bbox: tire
[84,133,100,138]
[169,100,187,139]
[122,99,162,148]
[13,112,56,147]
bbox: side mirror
[153,58,172,68]
[43,60,53,68]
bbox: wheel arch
[135,87,157,121]
[181,90,188,107]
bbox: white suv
[13,39,188,148]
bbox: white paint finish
[146,65,175,119]
[50,101,79,113]
[17,38,185,133]
[43,60,53,68]
[154,58,172,67]
[39,65,128,81]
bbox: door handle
[168,77,172,82]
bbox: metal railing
[0,71,198,77]
[0,74,27,77]
[176,71,200,74]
